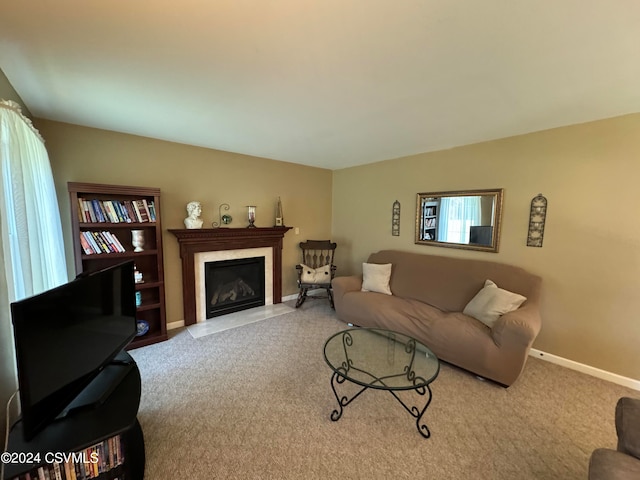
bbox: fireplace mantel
[169,227,292,325]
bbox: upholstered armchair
[589,396,640,479]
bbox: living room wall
[35,120,333,327]
[332,113,640,381]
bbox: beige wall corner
[332,114,640,381]
[37,120,332,330]
[0,68,31,116]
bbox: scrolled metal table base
[329,369,434,439]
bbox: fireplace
[169,227,292,326]
[205,257,265,318]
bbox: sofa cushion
[361,263,392,295]
[463,279,527,328]
[300,264,331,284]
[336,291,494,372]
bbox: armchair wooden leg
[328,288,335,309]
[296,288,308,308]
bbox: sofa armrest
[331,275,362,296]
[490,304,542,349]
[616,397,640,459]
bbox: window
[0,100,68,301]
[437,196,482,244]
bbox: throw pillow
[300,264,332,284]
[463,279,527,328]
[361,263,393,295]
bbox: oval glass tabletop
[323,328,440,390]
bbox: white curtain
[0,99,68,457]
[0,100,68,302]
[437,196,482,243]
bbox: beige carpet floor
[129,300,638,479]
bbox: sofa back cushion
[367,250,541,312]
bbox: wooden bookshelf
[420,198,439,241]
[68,182,167,348]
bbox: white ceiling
[1,1,639,170]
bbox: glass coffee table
[323,327,440,438]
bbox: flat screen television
[10,260,137,441]
[469,225,493,246]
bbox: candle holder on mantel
[246,206,256,228]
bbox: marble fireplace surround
[169,227,292,326]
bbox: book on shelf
[80,231,126,255]
[104,201,121,223]
[112,201,126,223]
[102,231,126,253]
[78,199,86,222]
[90,199,106,223]
[84,200,97,223]
[122,201,137,223]
[423,206,436,216]
[79,232,94,255]
[82,231,100,254]
[78,197,156,224]
[147,200,156,221]
[141,199,152,222]
[9,434,125,480]
[92,231,113,253]
[114,201,133,223]
[133,200,149,222]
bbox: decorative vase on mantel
[247,206,256,228]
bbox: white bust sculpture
[184,201,203,229]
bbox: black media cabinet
[3,352,145,479]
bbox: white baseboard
[283,289,326,302]
[529,348,640,391]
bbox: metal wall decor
[392,200,400,236]
[212,203,232,228]
[527,194,547,247]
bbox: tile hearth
[186,303,294,338]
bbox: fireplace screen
[205,257,265,318]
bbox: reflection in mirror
[415,189,503,252]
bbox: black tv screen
[11,260,136,440]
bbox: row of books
[10,435,124,480]
[78,197,156,224]
[423,206,437,216]
[424,217,437,227]
[80,231,126,255]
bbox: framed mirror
[415,188,504,252]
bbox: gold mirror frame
[415,188,504,253]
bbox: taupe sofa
[332,250,542,386]
[589,397,640,480]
